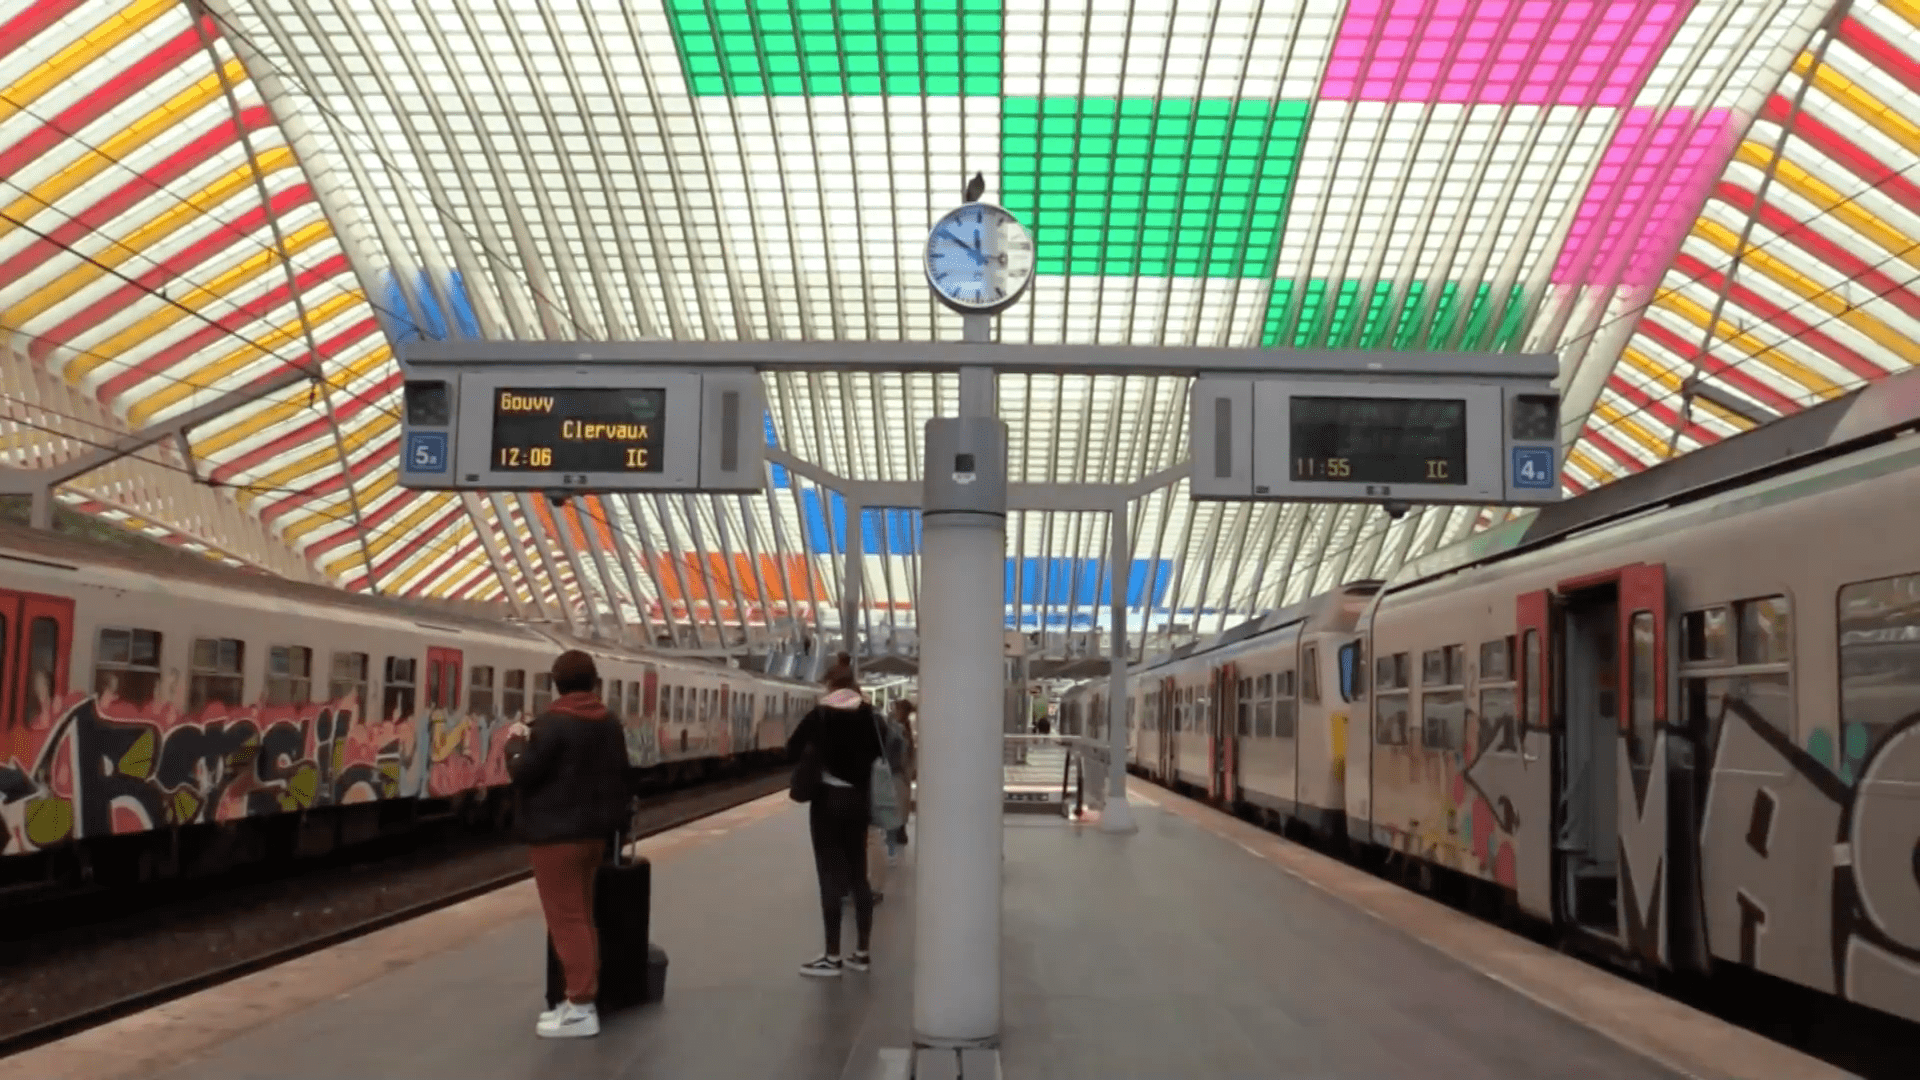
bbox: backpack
[868,708,903,832]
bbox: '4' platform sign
[1511,447,1555,490]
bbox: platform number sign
[408,431,449,473]
[1511,446,1555,490]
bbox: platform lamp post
[913,174,1035,1053]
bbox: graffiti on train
[0,692,525,854]
[1461,696,1920,1025]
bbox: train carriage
[1104,372,1920,1029]
[0,519,809,889]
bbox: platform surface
[7,785,1848,1080]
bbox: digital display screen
[490,388,665,473]
[1289,396,1468,486]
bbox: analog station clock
[924,201,1036,316]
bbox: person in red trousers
[506,650,629,1038]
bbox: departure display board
[1288,395,1468,486]
[490,387,666,473]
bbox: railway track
[0,769,789,1059]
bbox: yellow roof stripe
[1567,447,1612,485]
[188,344,393,457]
[1647,284,1837,396]
[323,494,451,577]
[0,58,251,246]
[1590,401,1668,461]
[1619,348,1755,433]
[1732,140,1919,272]
[66,218,332,385]
[281,468,398,546]
[0,0,175,124]
[1691,218,1920,370]
[391,537,483,596]
[5,147,300,337]
[126,288,365,427]
[1791,52,1920,159]
[1885,0,1920,32]
[235,413,395,507]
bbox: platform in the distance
[9,786,1845,1080]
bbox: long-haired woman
[786,664,883,976]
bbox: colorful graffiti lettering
[0,688,687,856]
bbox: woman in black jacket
[787,664,883,977]
[506,650,629,1038]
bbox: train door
[1209,663,1238,804]
[1536,563,1671,964]
[1157,677,1176,782]
[425,647,462,715]
[0,589,73,738]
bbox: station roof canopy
[3,0,1918,659]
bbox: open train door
[1209,663,1238,804]
[1535,563,1673,966]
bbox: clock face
[924,202,1035,314]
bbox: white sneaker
[537,1001,599,1038]
[538,1004,562,1025]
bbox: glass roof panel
[6,0,1918,656]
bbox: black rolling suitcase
[544,835,670,1011]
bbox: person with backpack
[505,650,630,1038]
[787,664,886,977]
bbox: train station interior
[3,1,1920,1078]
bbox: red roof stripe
[0,108,275,284]
[0,27,205,178]
[0,0,89,68]
[1670,252,1886,380]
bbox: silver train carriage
[0,519,815,883]
[1085,373,1920,1028]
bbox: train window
[266,645,313,706]
[1838,574,1919,769]
[1301,645,1320,704]
[533,672,554,714]
[328,652,369,722]
[1444,645,1466,685]
[1421,690,1465,749]
[1375,690,1409,745]
[1337,641,1365,703]
[1626,612,1657,781]
[1520,632,1539,728]
[384,656,417,720]
[1422,649,1446,687]
[1273,680,1296,739]
[95,627,163,707]
[1237,678,1252,737]
[1479,638,1512,682]
[1255,674,1273,737]
[426,659,441,709]
[25,616,57,723]
[628,681,642,717]
[503,670,526,718]
[1682,607,1731,664]
[470,666,496,717]
[1737,596,1792,665]
[190,637,246,712]
[1477,686,1518,755]
[1374,652,1409,692]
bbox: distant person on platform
[1034,713,1052,737]
[506,650,629,1039]
[788,663,883,977]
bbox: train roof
[0,516,802,679]
[1385,365,1920,594]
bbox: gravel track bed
[0,770,786,1048]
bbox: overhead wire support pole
[1100,495,1140,835]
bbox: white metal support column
[1101,496,1139,834]
[914,340,1006,1053]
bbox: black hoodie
[507,692,630,844]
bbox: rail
[1001,735,1107,820]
